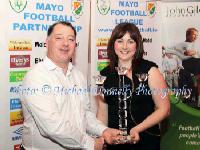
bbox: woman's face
[114,32,136,63]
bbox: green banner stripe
[170,95,200,117]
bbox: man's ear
[76,42,79,47]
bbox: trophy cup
[116,67,132,143]
[93,75,106,95]
[136,73,148,84]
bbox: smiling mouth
[120,51,130,54]
[60,49,69,52]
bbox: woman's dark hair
[47,21,77,37]
[107,23,144,70]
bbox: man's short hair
[47,21,77,37]
[186,27,198,37]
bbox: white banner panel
[0,0,89,149]
[161,2,200,150]
[90,0,162,93]
[162,2,200,48]
[0,0,9,149]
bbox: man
[175,27,200,75]
[21,21,121,150]
[174,28,200,105]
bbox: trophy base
[118,130,132,143]
[121,135,132,143]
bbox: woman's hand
[130,127,140,144]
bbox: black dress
[100,59,160,150]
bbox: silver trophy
[115,67,132,143]
[136,73,148,83]
[93,75,106,94]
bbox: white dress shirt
[21,57,107,150]
[175,42,199,60]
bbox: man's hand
[94,137,104,150]
[184,50,196,56]
[102,128,123,145]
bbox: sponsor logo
[10,85,22,94]
[98,49,108,59]
[10,98,22,110]
[13,127,23,135]
[8,40,32,51]
[10,71,27,82]
[10,110,24,126]
[14,144,20,150]
[71,0,84,18]
[9,0,27,13]
[10,55,30,68]
[35,41,46,47]
[143,38,152,43]
[98,28,113,33]
[97,61,109,71]
[12,127,23,141]
[96,38,109,47]
[97,0,110,15]
[146,1,156,17]
[35,57,44,64]
[166,5,200,17]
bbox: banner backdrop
[161,2,200,150]
[1,0,199,150]
[0,0,9,149]
[0,0,89,149]
[90,0,162,110]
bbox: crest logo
[9,0,27,13]
[146,1,156,17]
[97,0,110,15]
[71,0,84,18]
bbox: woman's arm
[130,67,170,142]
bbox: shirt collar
[43,56,73,75]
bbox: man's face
[46,24,76,66]
[188,30,198,42]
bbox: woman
[97,23,170,150]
